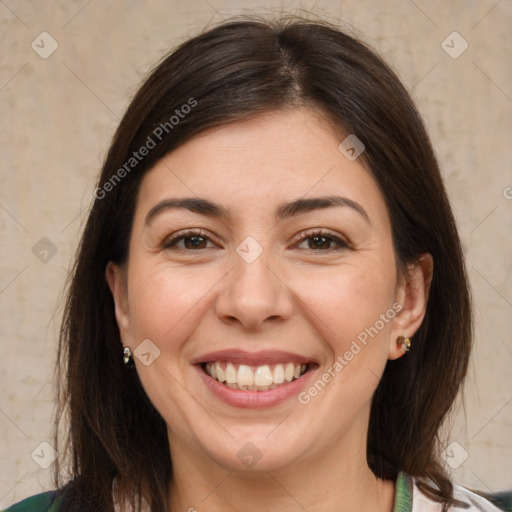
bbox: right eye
[162,229,217,250]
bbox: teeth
[237,364,254,386]
[284,363,295,382]
[254,365,273,387]
[225,362,237,384]
[215,362,225,383]
[272,364,285,384]
[204,361,308,391]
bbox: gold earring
[397,336,411,352]
[123,346,134,366]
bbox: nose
[215,244,294,331]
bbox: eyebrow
[144,195,371,226]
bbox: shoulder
[410,476,512,512]
[396,472,511,512]
[2,490,61,512]
[452,485,512,512]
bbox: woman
[4,15,510,512]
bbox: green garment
[2,490,61,512]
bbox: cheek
[291,265,397,412]
[127,263,219,348]
[291,263,396,348]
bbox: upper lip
[191,349,317,366]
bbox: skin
[106,107,433,512]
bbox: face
[106,107,431,475]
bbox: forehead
[135,108,388,225]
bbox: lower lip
[194,364,317,409]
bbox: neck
[167,430,395,512]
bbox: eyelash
[162,228,351,253]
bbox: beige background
[1,0,511,508]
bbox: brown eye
[308,235,333,250]
[295,230,350,252]
[163,230,215,250]
[182,235,208,250]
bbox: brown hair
[54,15,472,511]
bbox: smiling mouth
[201,361,310,391]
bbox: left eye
[295,232,349,251]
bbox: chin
[193,426,310,474]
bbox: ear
[388,253,434,360]
[105,261,133,345]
